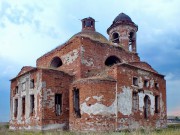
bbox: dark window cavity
[155,83,159,90]
[15,86,18,94]
[30,79,34,89]
[144,80,148,87]
[55,94,62,116]
[105,56,121,66]
[129,31,135,51]
[132,92,139,111]
[30,95,35,116]
[73,88,81,118]
[155,96,159,113]
[22,97,25,116]
[14,99,18,118]
[133,77,138,86]
[144,95,151,119]
[112,32,119,43]
[50,57,62,68]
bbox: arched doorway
[144,95,151,119]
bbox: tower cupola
[107,13,138,53]
[81,17,95,31]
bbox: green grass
[0,124,180,135]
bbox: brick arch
[50,56,63,68]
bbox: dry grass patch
[0,124,180,135]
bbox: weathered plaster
[138,70,149,76]
[10,72,42,126]
[81,96,115,115]
[92,95,103,102]
[138,77,143,89]
[82,59,94,66]
[150,79,154,88]
[42,123,66,130]
[62,49,79,65]
[117,86,132,115]
[138,90,155,115]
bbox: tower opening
[112,32,119,43]
[128,31,136,52]
[105,56,120,66]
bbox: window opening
[155,96,159,113]
[112,32,119,43]
[132,92,139,111]
[30,79,34,89]
[85,20,92,27]
[105,56,120,66]
[144,80,148,87]
[22,82,26,91]
[133,77,138,86]
[14,99,18,118]
[15,86,18,94]
[30,95,35,116]
[144,95,151,119]
[155,83,159,90]
[73,88,81,118]
[55,94,62,116]
[22,97,25,116]
[50,57,62,68]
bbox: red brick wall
[41,69,73,129]
[36,38,82,79]
[79,37,140,78]
[69,79,117,131]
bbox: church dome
[113,13,132,23]
[107,12,138,34]
[69,17,108,43]
[70,31,108,43]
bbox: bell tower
[107,13,138,53]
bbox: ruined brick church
[10,13,167,131]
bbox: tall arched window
[50,57,62,68]
[112,32,119,43]
[144,95,151,119]
[129,31,135,52]
[105,56,121,66]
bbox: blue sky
[0,0,180,122]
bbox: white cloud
[0,0,71,65]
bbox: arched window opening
[112,32,119,43]
[144,95,151,119]
[129,32,135,51]
[105,56,121,66]
[50,57,62,68]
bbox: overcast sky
[0,0,180,122]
